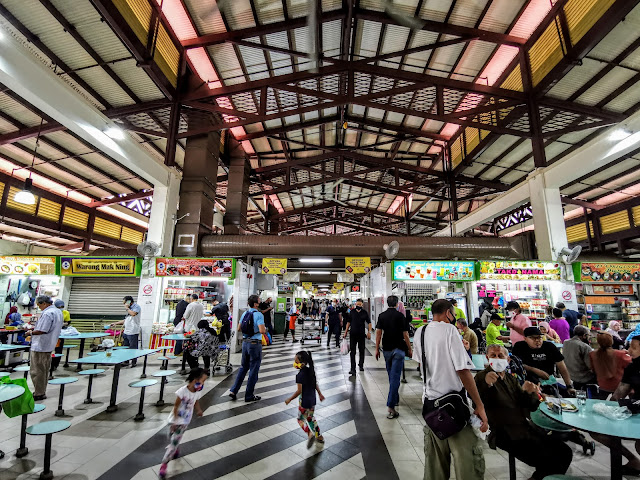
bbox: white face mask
[488,358,509,373]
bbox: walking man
[412,299,488,480]
[375,295,412,419]
[259,297,274,336]
[326,300,342,348]
[229,295,266,402]
[28,296,63,400]
[110,295,142,366]
[344,299,371,375]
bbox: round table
[540,399,640,480]
[0,384,26,458]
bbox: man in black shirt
[375,295,412,419]
[512,327,575,396]
[259,297,274,336]
[326,300,342,347]
[344,299,371,376]
[173,296,189,354]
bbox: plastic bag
[340,339,350,355]
[174,320,185,334]
[593,402,632,421]
[101,339,115,348]
[470,414,491,441]
[0,377,34,418]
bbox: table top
[71,348,160,365]
[0,344,29,351]
[129,379,158,388]
[552,342,563,349]
[153,369,176,377]
[78,369,105,375]
[530,408,572,432]
[13,365,29,372]
[48,377,78,385]
[162,334,188,341]
[0,384,25,403]
[541,399,640,440]
[59,332,109,339]
[26,420,71,435]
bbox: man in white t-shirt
[412,299,489,480]
[184,294,205,332]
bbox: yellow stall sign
[302,282,313,291]
[333,282,344,291]
[261,258,287,274]
[345,257,371,274]
[60,256,140,276]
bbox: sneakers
[359,366,364,371]
[387,411,399,419]
[306,433,316,449]
[348,371,355,376]
[245,395,261,402]
[158,464,167,479]
[228,392,237,401]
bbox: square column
[224,153,251,235]
[528,170,568,261]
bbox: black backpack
[240,311,256,336]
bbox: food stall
[392,260,476,326]
[151,257,236,349]
[572,262,640,335]
[475,261,562,324]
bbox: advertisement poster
[333,282,345,291]
[393,261,475,281]
[262,258,287,274]
[0,256,57,275]
[574,262,640,283]
[345,257,371,274]
[155,258,235,278]
[302,282,313,291]
[276,298,287,313]
[479,260,561,281]
[61,257,140,276]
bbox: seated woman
[539,321,562,344]
[606,320,625,350]
[590,331,631,399]
[475,345,573,480]
[186,320,219,376]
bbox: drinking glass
[576,390,587,406]
[105,348,112,358]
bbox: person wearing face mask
[159,367,207,479]
[505,301,532,346]
[475,345,573,480]
[110,295,142,367]
[344,299,372,376]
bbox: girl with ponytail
[285,350,325,448]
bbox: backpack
[240,311,256,336]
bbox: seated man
[456,318,478,354]
[475,345,573,480]
[486,313,510,346]
[562,325,597,393]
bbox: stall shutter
[67,277,141,320]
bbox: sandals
[387,411,400,419]
[245,395,261,402]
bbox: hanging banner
[302,282,313,291]
[262,258,287,274]
[573,262,640,282]
[0,256,57,275]
[393,261,475,281]
[345,257,371,274]
[333,282,344,291]
[478,260,561,281]
[156,258,235,278]
[61,256,141,276]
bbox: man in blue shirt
[556,302,585,336]
[229,294,266,402]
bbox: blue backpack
[240,311,256,336]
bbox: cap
[524,326,542,337]
[54,299,65,308]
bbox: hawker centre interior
[4,1,640,480]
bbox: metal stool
[62,345,78,368]
[16,403,45,458]
[48,377,78,416]
[152,370,176,406]
[13,365,30,379]
[26,420,71,480]
[78,369,105,404]
[129,379,158,421]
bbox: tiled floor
[0,336,636,479]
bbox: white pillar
[136,172,181,347]
[528,170,568,262]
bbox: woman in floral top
[186,319,219,375]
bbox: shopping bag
[174,320,185,334]
[340,339,350,356]
[0,377,34,417]
[261,333,268,346]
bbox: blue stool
[152,370,176,406]
[0,372,10,378]
[87,352,100,355]
[129,379,158,421]
[48,377,78,416]
[63,345,78,368]
[113,346,130,350]
[13,365,29,379]
[78,369,105,404]
[16,403,45,458]
[26,420,71,480]
[48,354,63,380]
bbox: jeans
[123,333,139,366]
[230,341,263,400]
[383,348,405,409]
[349,334,365,372]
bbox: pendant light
[14,119,43,206]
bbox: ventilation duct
[201,235,531,260]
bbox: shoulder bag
[420,326,471,440]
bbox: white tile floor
[0,341,637,479]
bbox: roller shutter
[67,277,141,320]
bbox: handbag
[420,327,470,440]
[0,377,34,418]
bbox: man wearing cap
[512,326,576,396]
[505,301,532,345]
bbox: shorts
[289,317,297,329]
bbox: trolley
[213,330,235,373]
[300,316,322,345]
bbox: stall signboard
[345,257,371,274]
[278,283,293,294]
[262,258,287,274]
[0,256,57,275]
[392,261,475,281]
[302,282,313,291]
[61,256,141,276]
[478,260,561,281]
[573,262,640,283]
[333,282,345,290]
[155,258,235,278]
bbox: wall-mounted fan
[383,240,400,260]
